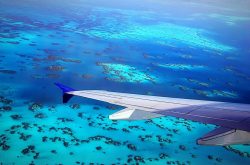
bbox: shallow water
[0,0,250,164]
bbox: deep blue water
[0,0,250,164]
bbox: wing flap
[197,127,250,146]
[109,108,163,120]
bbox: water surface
[0,0,250,164]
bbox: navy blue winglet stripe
[54,82,75,93]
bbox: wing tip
[54,82,75,103]
[54,82,75,93]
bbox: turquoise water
[0,0,250,164]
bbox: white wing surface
[55,83,250,146]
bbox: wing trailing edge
[197,127,250,146]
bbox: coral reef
[97,63,159,83]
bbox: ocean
[0,0,250,164]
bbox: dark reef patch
[0,96,13,105]
[34,113,47,119]
[82,74,94,79]
[0,134,10,151]
[10,114,23,120]
[57,117,74,122]
[0,70,17,74]
[179,145,187,151]
[0,106,12,111]
[77,112,84,118]
[51,150,57,154]
[21,145,38,159]
[70,104,80,110]
[46,65,65,71]
[96,146,102,150]
[28,102,43,112]
[19,132,32,141]
[224,146,250,158]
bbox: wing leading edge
[55,83,250,146]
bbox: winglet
[54,82,75,103]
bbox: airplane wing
[55,83,250,146]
